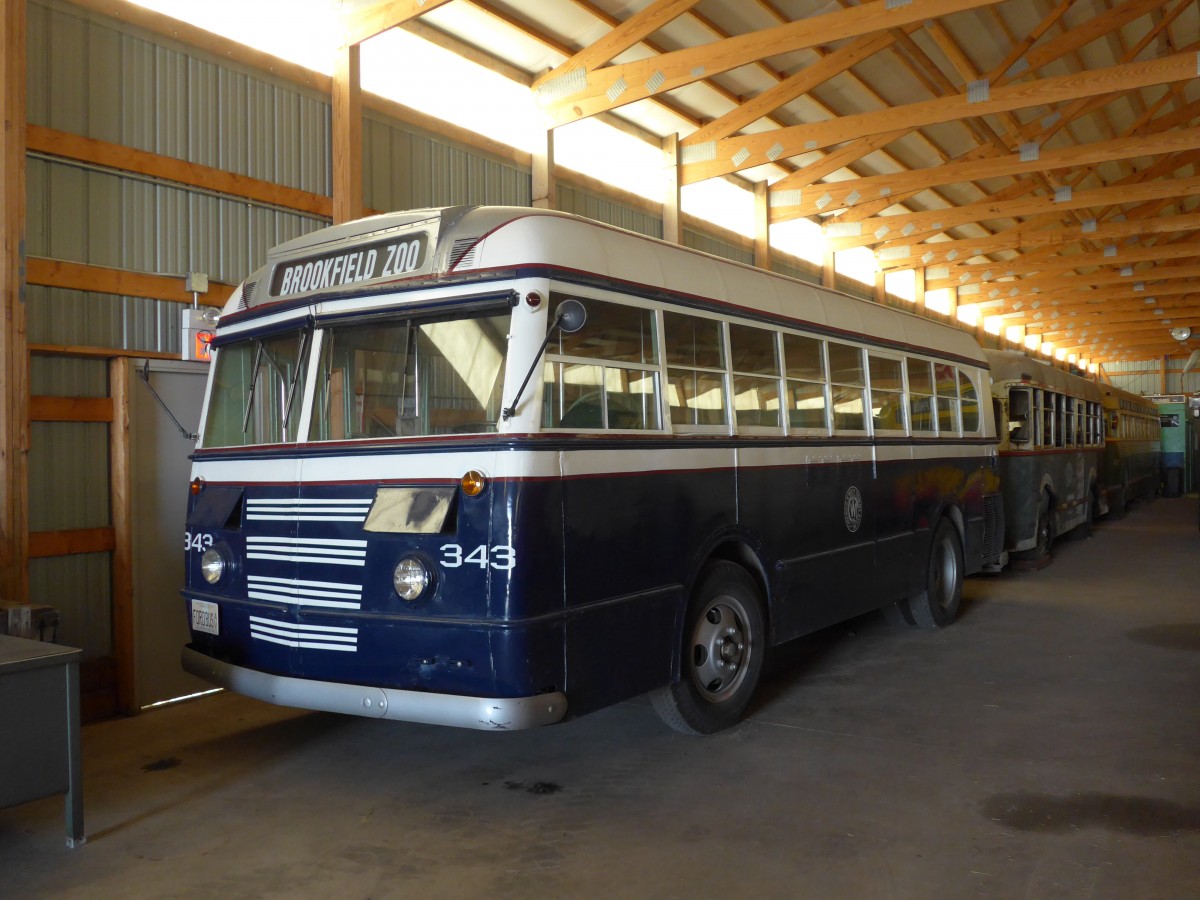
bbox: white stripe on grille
[249,615,358,652]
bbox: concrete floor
[3,499,1199,899]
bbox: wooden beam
[927,241,1200,291]
[332,43,363,225]
[996,290,1200,321]
[30,396,114,423]
[28,526,116,559]
[765,0,1073,203]
[535,0,702,88]
[532,128,556,211]
[976,261,1200,299]
[772,127,1200,222]
[29,344,180,361]
[878,213,1200,271]
[109,357,134,714]
[682,28,906,149]
[754,181,769,270]
[536,0,1005,126]
[663,134,681,245]
[831,173,1200,252]
[26,258,236,305]
[687,52,1200,184]
[340,0,456,47]
[27,126,331,218]
[1,0,28,605]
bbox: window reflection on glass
[787,380,826,431]
[203,328,310,447]
[733,374,780,428]
[908,358,935,434]
[664,311,725,368]
[872,390,906,432]
[783,333,824,381]
[832,385,866,431]
[958,370,979,432]
[828,342,864,386]
[668,368,727,426]
[553,296,657,364]
[542,362,661,430]
[309,309,508,440]
[729,323,778,376]
[937,396,959,434]
[869,354,906,433]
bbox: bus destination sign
[270,232,430,297]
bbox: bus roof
[229,206,986,366]
[983,349,1102,401]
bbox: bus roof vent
[239,281,256,310]
[448,238,479,270]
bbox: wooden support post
[662,134,681,245]
[108,358,134,714]
[1162,355,1169,393]
[532,128,556,210]
[914,266,926,308]
[1,0,29,606]
[872,261,885,304]
[754,181,770,270]
[822,247,835,289]
[946,284,958,322]
[332,43,362,225]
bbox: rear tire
[651,562,766,735]
[908,519,963,630]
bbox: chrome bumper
[181,646,568,731]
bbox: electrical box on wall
[181,307,219,362]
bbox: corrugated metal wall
[364,114,530,212]
[1106,360,1200,397]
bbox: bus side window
[1008,387,1031,445]
[783,332,827,432]
[868,353,906,433]
[907,358,935,435]
[934,362,959,436]
[543,296,661,431]
[958,370,979,432]
[729,323,781,430]
[664,310,727,428]
[828,342,866,432]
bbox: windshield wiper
[241,340,266,435]
[281,329,310,430]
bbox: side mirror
[556,299,587,334]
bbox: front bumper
[182,645,568,731]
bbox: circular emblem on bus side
[843,486,863,533]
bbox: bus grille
[982,493,1004,561]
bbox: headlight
[393,556,431,601]
[200,547,226,584]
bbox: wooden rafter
[879,213,1200,272]
[773,127,1200,222]
[830,171,1200,252]
[533,0,702,88]
[535,0,1005,126]
[340,0,456,46]
[684,52,1199,184]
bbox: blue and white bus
[181,206,1005,734]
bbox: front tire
[651,562,766,735]
[908,519,963,630]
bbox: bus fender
[667,528,772,679]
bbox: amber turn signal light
[460,470,487,497]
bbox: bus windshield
[309,308,510,441]
[203,328,311,447]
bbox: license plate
[191,599,219,635]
